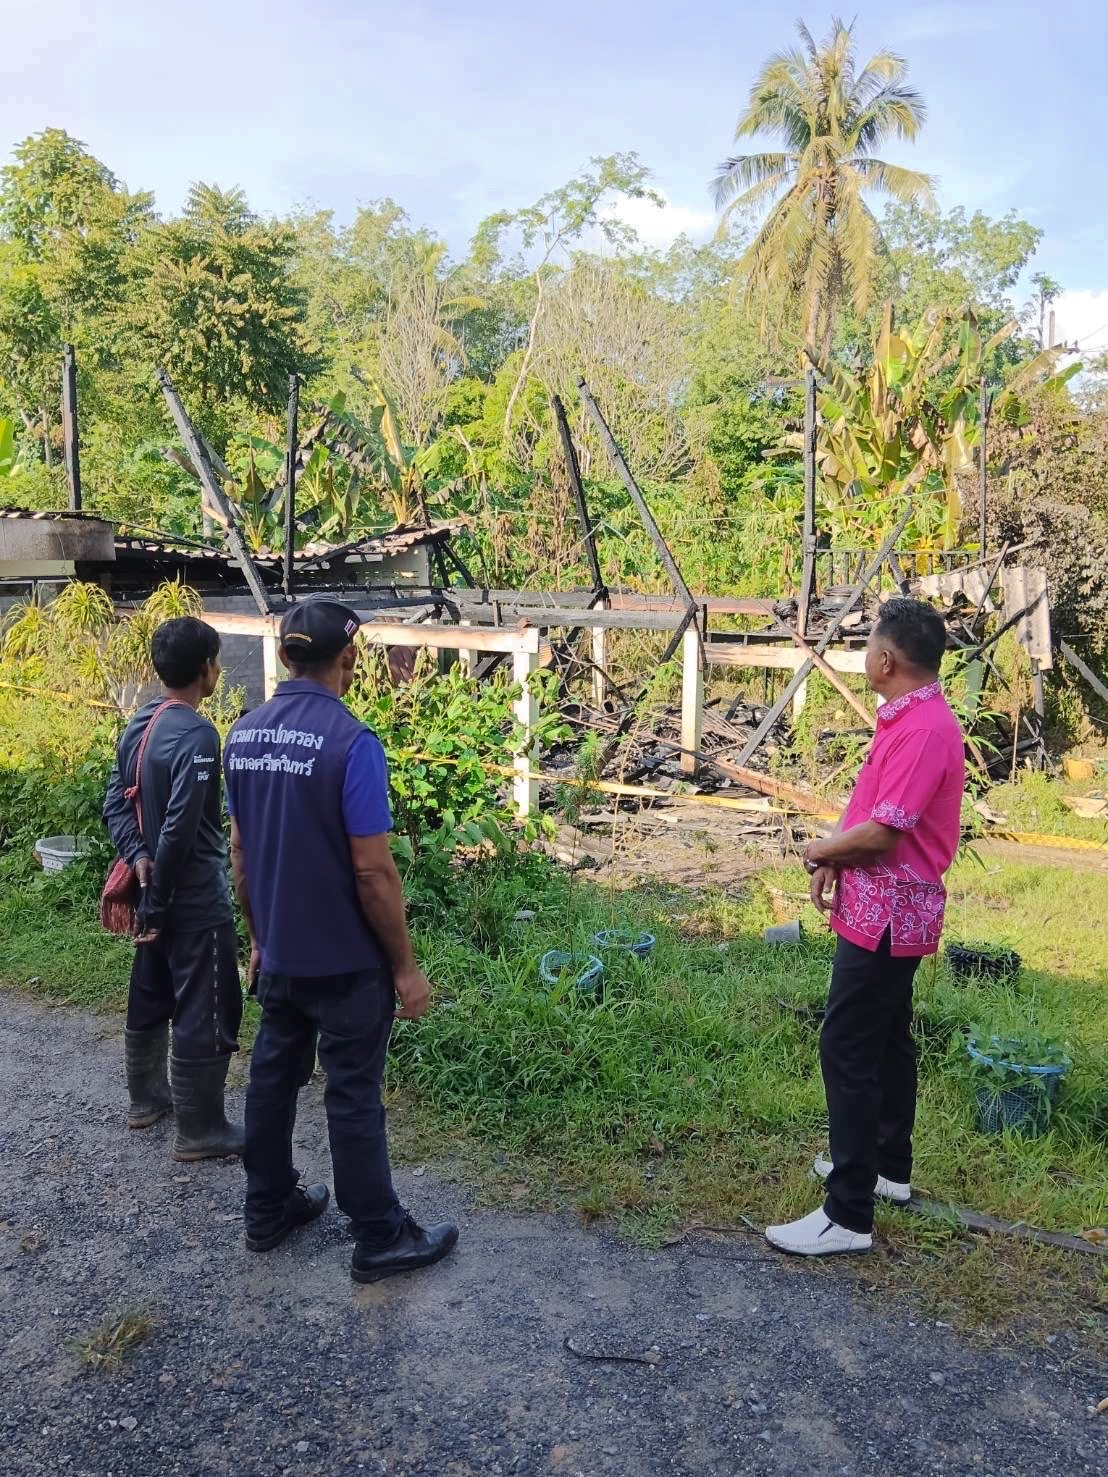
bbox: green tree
[880,202,1041,322]
[0,129,152,452]
[125,183,317,425]
[1024,271,1063,351]
[988,383,1108,645]
[713,18,932,352]
[291,199,445,403]
[476,153,663,440]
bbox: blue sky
[3,1,1107,348]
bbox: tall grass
[394,858,1108,1242]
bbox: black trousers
[243,968,404,1246]
[819,930,922,1234]
[127,920,242,1059]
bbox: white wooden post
[262,621,280,699]
[458,619,474,678]
[792,676,809,720]
[513,645,540,817]
[680,626,703,777]
[591,625,608,709]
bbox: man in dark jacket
[103,617,243,1161]
[224,597,458,1279]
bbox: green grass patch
[71,1307,154,1371]
[985,771,1108,843]
[392,852,1108,1345]
[0,852,132,1011]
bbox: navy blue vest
[224,680,386,977]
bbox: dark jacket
[102,699,232,933]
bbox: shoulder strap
[126,700,187,828]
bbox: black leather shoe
[351,1213,459,1284]
[245,1183,330,1253]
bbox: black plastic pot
[945,941,1021,984]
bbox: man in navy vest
[224,597,458,1280]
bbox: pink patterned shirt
[831,681,965,958]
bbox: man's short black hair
[875,598,947,672]
[151,617,221,689]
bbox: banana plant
[219,432,366,551]
[779,304,1078,548]
[0,416,36,476]
[0,416,16,474]
[327,383,439,527]
[230,443,280,550]
[294,444,364,543]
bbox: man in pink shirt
[766,598,965,1257]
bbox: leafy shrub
[2,579,202,711]
[346,648,564,906]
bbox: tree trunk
[502,270,545,444]
[804,187,829,355]
[805,279,821,356]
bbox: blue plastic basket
[591,928,656,958]
[539,950,605,994]
[966,1037,1070,1137]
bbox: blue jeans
[244,968,404,1245]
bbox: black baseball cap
[279,597,363,663]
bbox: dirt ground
[2,993,1106,1477]
[558,810,1108,893]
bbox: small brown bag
[100,700,183,935]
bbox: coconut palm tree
[713,18,933,352]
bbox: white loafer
[812,1153,911,1205]
[765,1206,873,1256]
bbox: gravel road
[2,993,1105,1477]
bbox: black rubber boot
[351,1213,459,1284]
[170,1054,245,1162]
[125,1024,172,1129]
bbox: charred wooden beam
[797,363,817,634]
[552,393,606,598]
[1060,640,1108,707]
[733,505,915,766]
[977,379,992,559]
[445,589,772,616]
[577,377,696,613]
[157,369,275,617]
[769,615,874,728]
[438,537,477,588]
[283,373,299,600]
[61,344,81,512]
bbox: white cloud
[1052,290,1108,354]
[602,191,716,249]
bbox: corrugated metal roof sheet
[1,509,458,568]
[111,521,460,568]
[0,507,112,525]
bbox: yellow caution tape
[0,679,116,711]
[989,830,1108,853]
